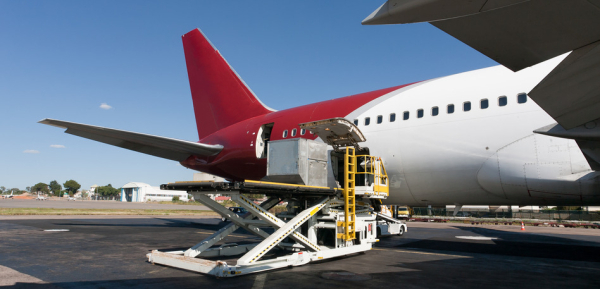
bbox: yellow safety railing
[338,151,388,241]
[355,155,389,197]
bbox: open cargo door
[299,118,366,151]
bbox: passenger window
[403,111,409,120]
[499,96,507,107]
[300,128,306,135]
[432,106,439,116]
[464,101,471,112]
[481,99,489,109]
[353,119,358,126]
[447,104,454,114]
[417,109,424,118]
[365,117,370,126]
[291,128,297,137]
[283,130,288,138]
[517,93,527,104]
[390,113,396,122]
[377,115,383,124]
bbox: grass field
[0,208,218,216]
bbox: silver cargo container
[265,138,328,187]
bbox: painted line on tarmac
[373,248,472,258]
[455,236,498,240]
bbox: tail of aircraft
[182,29,274,140]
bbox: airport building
[89,185,98,198]
[193,172,226,200]
[121,182,188,202]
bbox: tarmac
[0,213,599,288]
[0,198,209,211]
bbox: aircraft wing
[363,0,600,130]
[39,119,223,162]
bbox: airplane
[40,1,600,208]
[2,192,14,199]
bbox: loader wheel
[398,226,405,236]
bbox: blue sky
[0,1,496,191]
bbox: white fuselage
[346,55,600,207]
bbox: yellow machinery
[341,147,356,240]
[355,155,389,198]
[340,147,390,241]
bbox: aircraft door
[256,123,274,159]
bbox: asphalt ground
[0,199,209,211]
[0,216,599,288]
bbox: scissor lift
[146,118,399,277]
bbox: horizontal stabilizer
[39,119,223,162]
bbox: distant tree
[63,180,81,197]
[49,180,62,196]
[9,188,20,194]
[96,184,119,197]
[31,183,49,194]
[245,194,265,200]
[25,186,31,192]
[0,186,5,194]
[557,206,582,211]
[172,196,180,202]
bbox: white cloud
[23,150,40,154]
[50,145,66,148]
[100,103,113,110]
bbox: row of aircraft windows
[280,94,528,138]
[355,93,528,126]
[282,128,311,138]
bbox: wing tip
[38,118,68,129]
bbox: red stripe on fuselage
[181,83,416,180]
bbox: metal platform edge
[160,180,338,196]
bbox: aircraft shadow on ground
[46,217,275,232]
[44,218,226,229]
[4,254,600,289]
[393,226,600,262]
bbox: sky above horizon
[0,1,497,191]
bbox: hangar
[121,182,188,202]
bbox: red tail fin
[182,29,273,140]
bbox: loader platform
[146,118,403,277]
